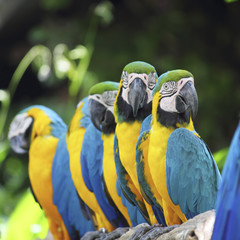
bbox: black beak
[128,78,147,117]
[89,99,116,134]
[176,81,198,119]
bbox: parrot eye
[122,71,128,89]
[96,95,101,100]
[160,81,177,97]
[148,72,156,90]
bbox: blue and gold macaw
[67,97,114,232]
[85,81,147,227]
[113,61,160,224]
[212,121,240,240]
[8,106,70,239]
[81,81,130,229]
[136,70,221,226]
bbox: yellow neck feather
[27,108,52,141]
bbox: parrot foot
[101,227,130,240]
[129,224,178,240]
[81,228,108,240]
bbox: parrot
[83,81,147,228]
[113,61,162,225]
[66,96,114,232]
[8,106,71,239]
[81,81,129,229]
[212,120,240,240]
[136,69,222,226]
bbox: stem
[69,13,99,97]
[0,45,51,138]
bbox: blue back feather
[212,121,240,240]
[52,133,95,239]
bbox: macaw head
[88,81,119,135]
[8,106,66,153]
[152,69,198,127]
[114,61,158,122]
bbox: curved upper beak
[88,99,115,133]
[8,115,33,154]
[128,78,147,117]
[175,81,198,119]
[9,134,30,153]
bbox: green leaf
[4,189,49,240]
[213,147,229,173]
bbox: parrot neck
[27,108,52,141]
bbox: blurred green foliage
[0,0,239,239]
[3,190,48,240]
[213,147,229,173]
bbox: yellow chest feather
[116,121,142,188]
[102,133,131,226]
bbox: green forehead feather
[123,61,157,75]
[89,81,119,95]
[153,69,194,95]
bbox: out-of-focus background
[0,0,239,239]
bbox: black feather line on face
[116,88,152,122]
[157,107,190,128]
[101,110,116,135]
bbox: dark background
[0,0,239,220]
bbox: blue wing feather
[116,177,146,226]
[166,128,221,219]
[81,123,128,228]
[52,133,95,239]
[212,121,240,240]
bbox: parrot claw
[81,229,108,240]
[101,227,130,240]
[137,224,178,240]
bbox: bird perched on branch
[81,81,129,229]
[136,70,221,226]
[113,61,162,225]
[67,97,114,232]
[212,120,240,240]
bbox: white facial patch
[8,112,33,139]
[89,90,118,114]
[159,77,194,113]
[160,95,178,113]
[121,72,157,104]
